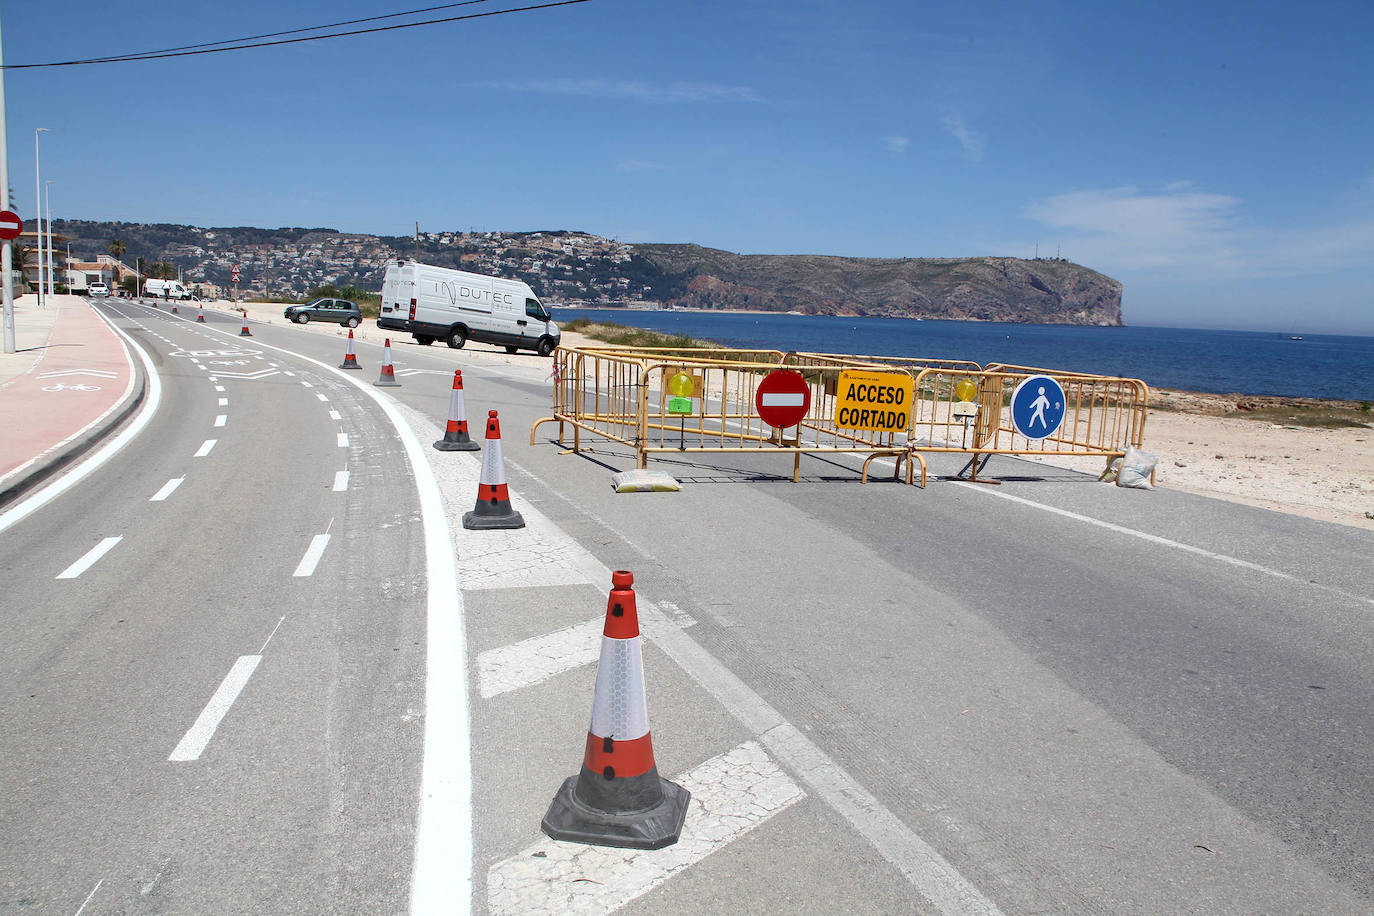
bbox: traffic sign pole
[0,16,14,354]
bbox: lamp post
[44,179,54,296]
[34,127,47,308]
[1,13,15,353]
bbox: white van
[145,278,191,300]
[376,259,560,356]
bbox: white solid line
[329,409,342,420]
[953,483,1374,607]
[293,534,331,577]
[0,307,159,536]
[149,477,184,502]
[260,616,286,653]
[333,470,350,492]
[168,655,261,761]
[337,432,349,448]
[477,617,604,698]
[488,741,803,913]
[56,537,123,579]
[213,414,227,427]
[74,879,103,915]
[218,397,228,406]
[193,439,217,457]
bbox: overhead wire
[2,0,590,70]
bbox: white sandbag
[1117,445,1158,490]
[611,469,681,493]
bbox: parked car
[284,298,362,328]
[88,282,109,297]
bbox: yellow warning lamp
[952,377,979,420]
[668,372,694,398]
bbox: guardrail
[532,345,1148,485]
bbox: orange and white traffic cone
[239,310,252,337]
[542,570,689,849]
[339,329,362,370]
[374,338,400,387]
[462,411,524,529]
[196,305,206,323]
[434,370,480,451]
[171,302,179,314]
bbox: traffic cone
[542,570,689,849]
[434,370,480,451]
[239,310,252,337]
[197,306,206,323]
[374,338,401,387]
[339,329,362,370]
[462,411,524,529]
[171,303,179,313]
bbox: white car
[88,282,109,297]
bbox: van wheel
[296,313,310,324]
[414,336,434,346]
[505,346,519,354]
[446,327,467,349]
[346,317,359,328]
[537,337,556,357]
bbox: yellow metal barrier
[532,346,1149,486]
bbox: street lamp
[34,127,47,308]
[44,179,54,296]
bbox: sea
[551,308,1374,402]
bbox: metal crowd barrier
[531,345,1149,485]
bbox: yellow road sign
[833,370,913,432]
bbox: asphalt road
[2,301,1371,914]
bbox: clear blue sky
[5,1,1373,333]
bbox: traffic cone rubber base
[434,431,480,451]
[340,354,361,369]
[374,371,400,387]
[462,500,524,529]
[197,311,205,323]
[542,766,689,850]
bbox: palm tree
[109,238,126,262]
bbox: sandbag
[1117,445,1158,490]
[611,469,681,493]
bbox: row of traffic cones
[341,334,682,848]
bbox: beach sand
[220,300,1374,532]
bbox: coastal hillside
[46,220,1122,325]
[632,244,1123,325]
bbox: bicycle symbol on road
[42,383,103,392]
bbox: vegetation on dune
[561,318,715,349]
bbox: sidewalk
[0,294,142,507]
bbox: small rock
[1214,454,1224,459]
[1174,461,1187,468]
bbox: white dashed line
[56,537,123,579]
[337,432,349,448]
[301,380,313,388]
[149,478,184,502]
[168,655,261,761]
[316,393,329,402]
[194,439,217,457]
[329,410,341,420]
[333,470,350,492]
[293,534,331,577]
[218,398,228,406]
[213,415,227,427]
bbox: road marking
[218,397,228,406]
[149,478,184,502]
[56,537,122,579]
[293,533,331,577]
[284,371,296,377]
[214,385,225,392]
[333,470,350,492]
[477,617,604,698]
[954,483,1374,608]
[337,432,349,448]
[168,655,261,761]
[488,741,803,914]
[329,409,341,420]
[196,365,208,371]
[301,380,313,388]
[213,414,227,427]
[193,439,217,457]
[74,879,103,915]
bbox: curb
[0,329,148,513]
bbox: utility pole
[0,10,14,352]
[34,127,48,308]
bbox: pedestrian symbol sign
[1010,374,1066,440]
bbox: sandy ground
[218,300,1374,532]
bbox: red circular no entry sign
[755,369,811,428]
[0,210,23,240]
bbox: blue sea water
[552,309,1374,402]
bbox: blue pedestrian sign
[1010,374,1066,440]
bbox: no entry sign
[0,210,23,240]
[755,370,811,428]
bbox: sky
[4,0,1373,334]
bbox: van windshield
[525,298,550,322]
